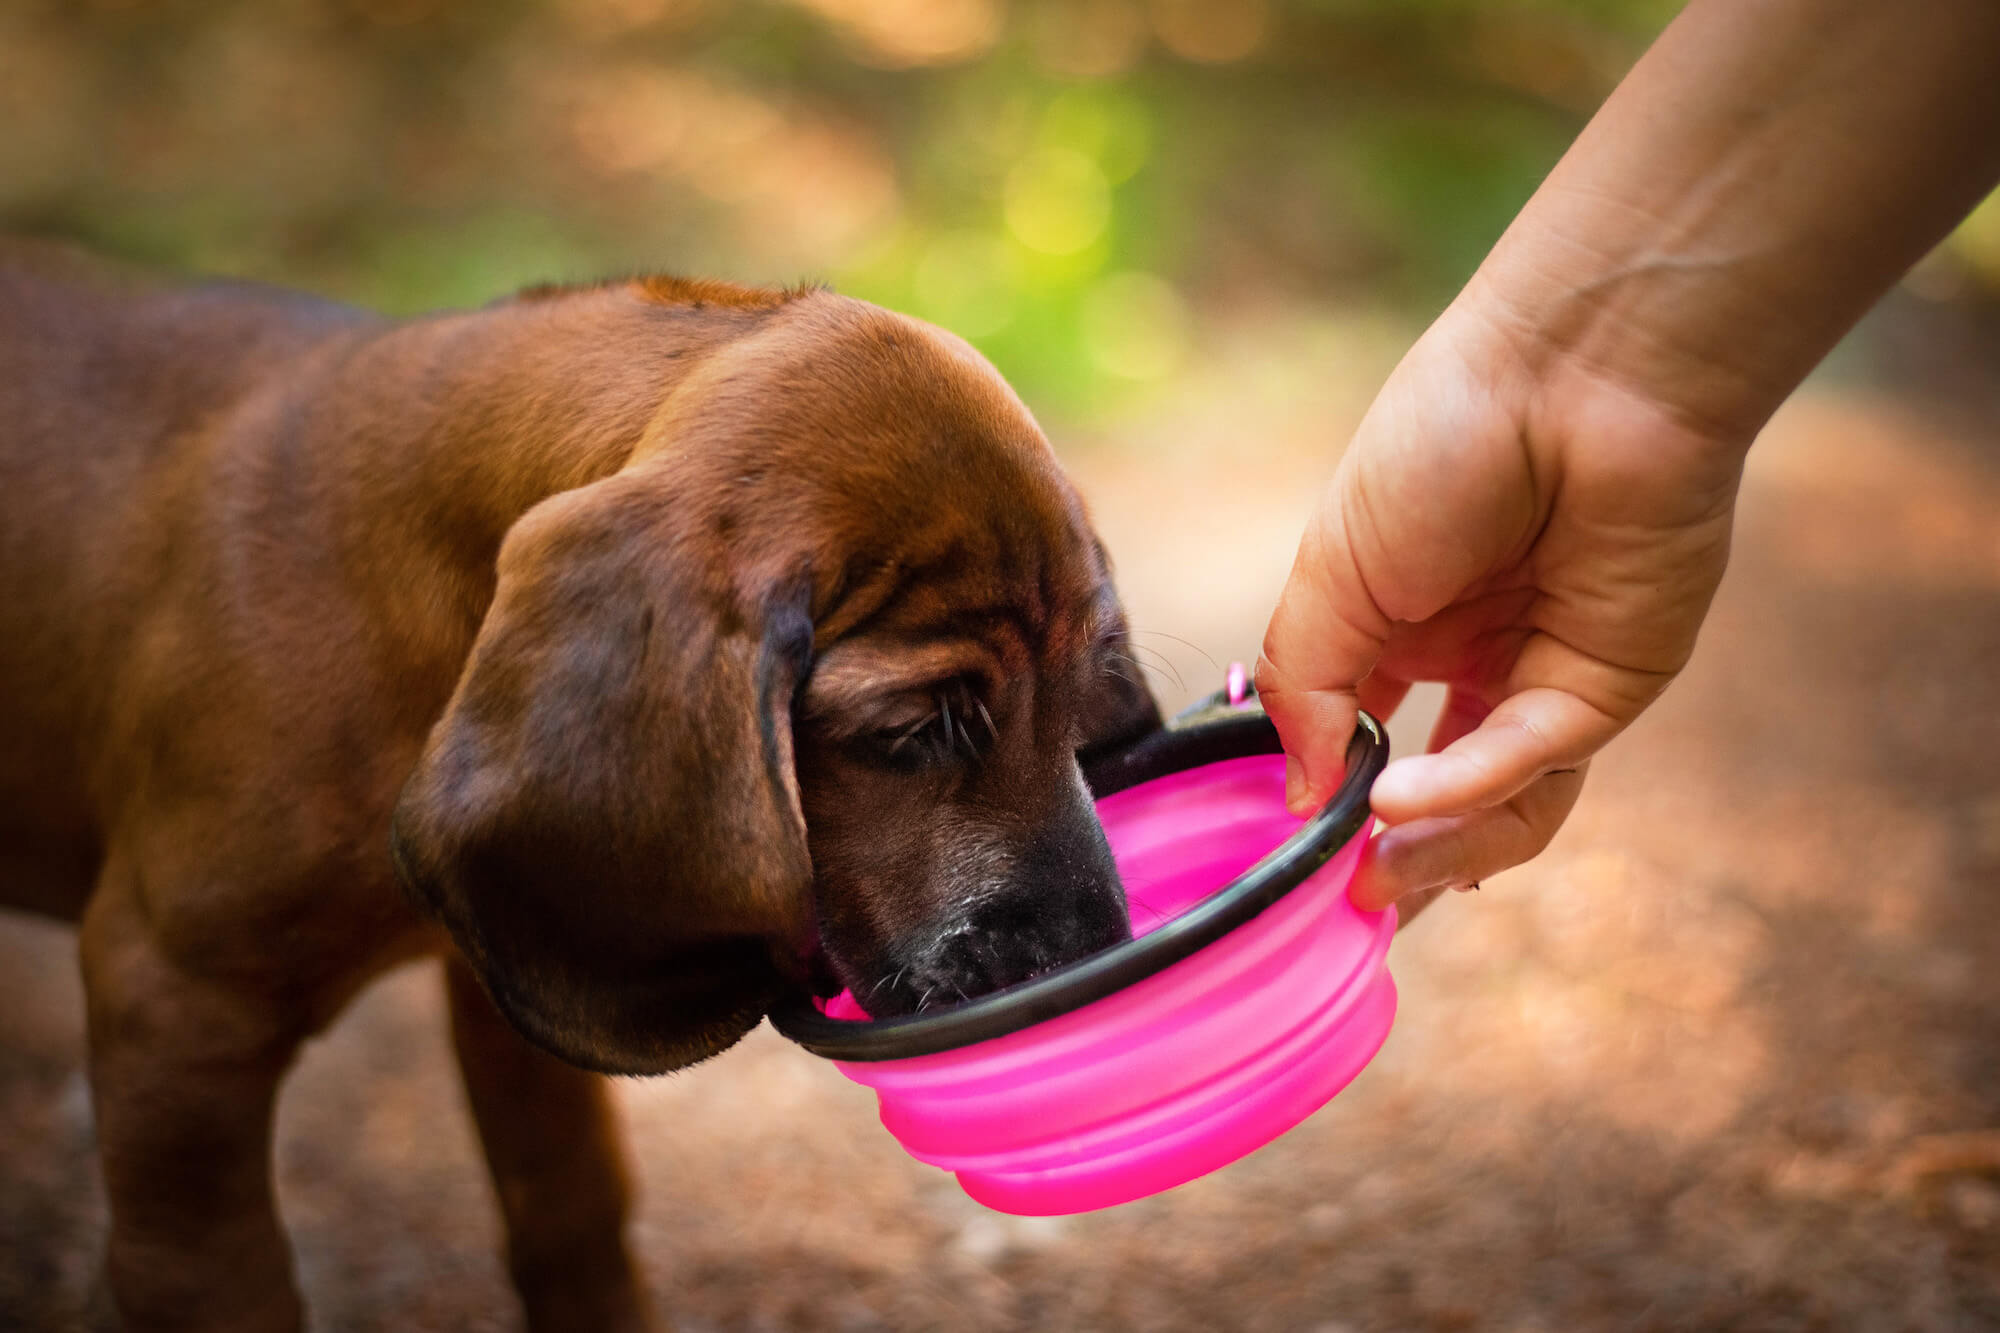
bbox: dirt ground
[3,327,1998,1330]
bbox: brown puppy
[0,244,1158,1333]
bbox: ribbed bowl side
[839,755,1393,1198]
[868,839,1375,1164]
[912,886,1393,1177]
[959,969,1396,1215]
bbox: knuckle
[1444,743,1508,797]
[1492,707,1556,761]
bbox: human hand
[1256,302,1749,918]
[1254,0,1997,921]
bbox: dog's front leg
[445,955,657,1333]
[79,883,308,1333]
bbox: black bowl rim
[768,703,1387,1062]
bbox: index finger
[1256,494,1391,816]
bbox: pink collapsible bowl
[771,699,1393,1216]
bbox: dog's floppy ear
[391,464,815,1075]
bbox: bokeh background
[3,1,1999,1329]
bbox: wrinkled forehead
[667,295,1110,653]
[805,573,1124,725]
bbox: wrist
[1458,224,1776,458]
[1413,281,1755,527]
[1451,0,2000,453]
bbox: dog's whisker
[1103,653,1142,686]
[1130,628,1221,677]
[974,698,998,745]
[1126,642,1186,693]
[1126,639,1175,674]
[865,965,907,1003]
[1106,650,1177,691]
[1104,651,1142,674]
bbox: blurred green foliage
[2,0,1988,421]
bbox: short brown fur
[0,241,1157,1332]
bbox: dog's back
[0,245,373,918]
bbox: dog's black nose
[868,810,1133,1017]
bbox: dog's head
[391,290,1159,1074]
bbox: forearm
[1469,0,2000,445]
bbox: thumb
[1257,493,1390,816]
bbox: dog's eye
[865,683,994,769]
